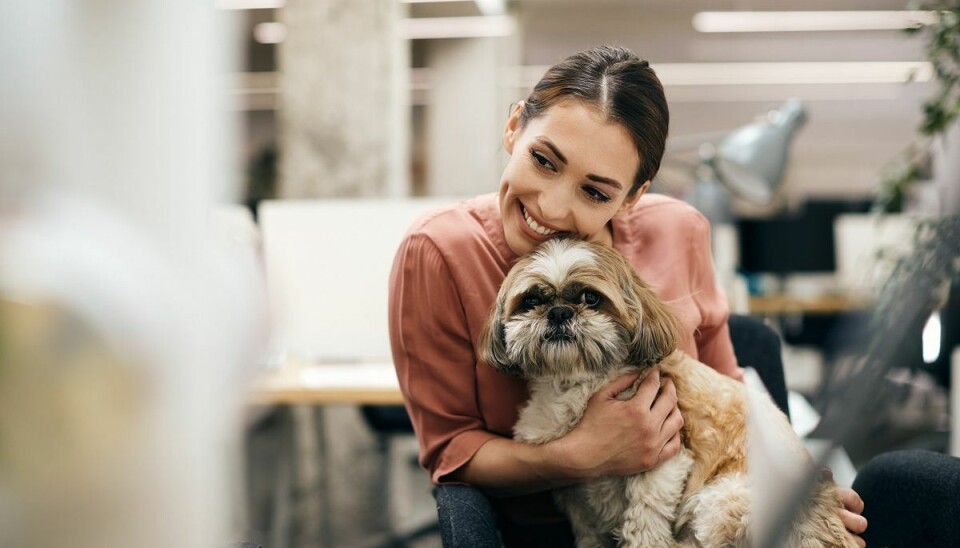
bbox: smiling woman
[387,46,864,547]
[498,99,642,256]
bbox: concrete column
[278,0,409,198]
[425,36,517,197]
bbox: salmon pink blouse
[388,192,740,486]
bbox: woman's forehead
[523,99,640,180]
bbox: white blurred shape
[400,15,515,39]
[259,198,451,362]
[254,21,287,44]
[923,310,943,364]
[745,368,813,548]
[834,214,918,297]
[216,0,285,9]
[950,347,960,457]
[0,2,252,548]
[693,11,937,33]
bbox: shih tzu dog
[478,239,855,548]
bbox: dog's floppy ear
[624,270,683,367]
[477,296,523,376]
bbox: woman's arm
[688,212,741,377]
[390,233,494,482]
[451,370,684,496]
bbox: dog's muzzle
[547,305,574,325]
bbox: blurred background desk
[248,361,413,548]
[747,294,869,316]
[250,360,403,406]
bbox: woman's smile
[519,202,565,238]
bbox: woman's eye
[582,291,601,307]
[530,150,555,171]
[523,296,541,309]
[583,186,610,203]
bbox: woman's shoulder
[399,193,503,256]
[623,193,710,235]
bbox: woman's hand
[837,484,867,547]
[821,469,867,547]
[554,370,683,479]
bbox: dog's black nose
[547,305,574,325]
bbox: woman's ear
[503,101,524,155]
[617,180,650,216]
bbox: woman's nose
[537,187,572,224]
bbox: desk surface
[747,293,869,315]
[249,360,404,406]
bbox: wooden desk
[250,360,403,406]
[247,359,404,548]
[748,294,869,315]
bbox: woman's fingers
[839,485,865,515]
[658,430,682,464]
[837,485,867,547]
[650,375,678,416]
[601,370,643,399]
[840,508,868,534]
[633,369,661,408]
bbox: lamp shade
[710,99,807,204]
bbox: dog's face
[478,239,682,378]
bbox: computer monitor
[737,200,871,275]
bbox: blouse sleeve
[689,213,742,378]
[388,232,498,483]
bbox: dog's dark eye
[522,295,542,309]
[582,291,601,307]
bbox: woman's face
[498,98,648,257]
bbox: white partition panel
[834,213,918,297]
[260,198,455,362]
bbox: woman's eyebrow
[536,137,568,165]
[536,136,624,191]
[586,174,623,190]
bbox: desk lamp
[676,99,808,216]
[707,98,808,204]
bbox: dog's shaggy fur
[478,239,855,548]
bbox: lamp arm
[664,130,730,154]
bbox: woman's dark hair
[519,46,669,196]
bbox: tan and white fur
[478,239,855,548]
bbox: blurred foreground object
[0,2,255,548]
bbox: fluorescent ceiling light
[400,0,504,12]
[400,15,515,39]
[518,62,931,87]
[656,62,932,85]
[215,0,284,9]
[693,11,936,33]
[474,0,506,16]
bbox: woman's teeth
[522,206,559,236]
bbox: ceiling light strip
[516,62,932,87]
[399,15,515,39]
[215,0,285,9]
[656,62,932,85]
[693,11,937,33]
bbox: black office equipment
[737,200,872,276]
